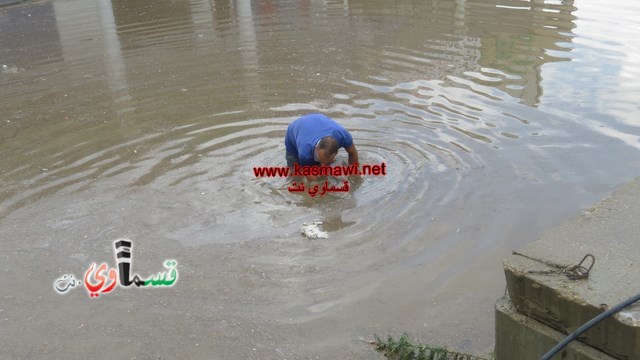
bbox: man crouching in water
[285,113,359,180]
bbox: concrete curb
[500,177,640,359]
[496,295,616,360]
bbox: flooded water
[1,0,639,358]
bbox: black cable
[541,291,640,360]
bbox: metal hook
[577,254,595,274]
[565,254,595,280]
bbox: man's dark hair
[318,136,339,155]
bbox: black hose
[541,291,640,360]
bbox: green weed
[372,333,492,360]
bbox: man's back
[285,113,353,166]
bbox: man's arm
[346,144,358,165]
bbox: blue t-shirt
[285,113,353,166]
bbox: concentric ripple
[1,0,640,357]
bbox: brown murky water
[1,0,639,358]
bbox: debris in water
[301,221,328,239]
[1,64,23,74]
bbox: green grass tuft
[372,333,492,360]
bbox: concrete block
[503,177,640,359]
[495,295,617,360]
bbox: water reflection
[0,1,62,66]
[0,0,579,113]
[346,0,576,105]
[1,0,639,358]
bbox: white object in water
[301,221,328,239]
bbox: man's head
[315,136,339,165]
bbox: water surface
[1,0,639,358]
